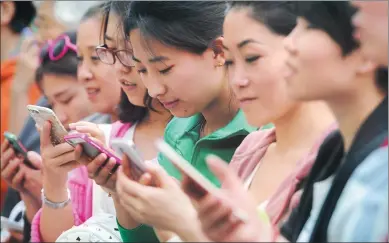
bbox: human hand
[39,121,79,186]
[69,121,107,146]
[116,160,198,234]
[1,140,25,191]
[13,37,40,92]
[187,155,270,242]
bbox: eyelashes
[137,65,175,75]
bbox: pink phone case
[64,133,121,164]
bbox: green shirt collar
[180,109,256,140]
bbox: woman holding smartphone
[112,1,257,242]
[31,2,172,242]
[190,1,387,242]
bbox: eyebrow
[238,39,261,49]
[132,55,170,63]
[149,56,169,63]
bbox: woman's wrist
[42,179,69,202]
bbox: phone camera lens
[31,110,39,114]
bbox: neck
[1,28,21,62]
[326,80,385,152]
[273,101,335,153]
[201,80,240,135]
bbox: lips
[161,99,179,109]
[86,87,101,100]
[119,79,137,91]
[238,97,257,106]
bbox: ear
[211,36,226,67]
[357,58,378,75]
[1,2,16,26]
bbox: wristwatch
[41,188,71,209]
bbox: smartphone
[26,105,68,146]
[155,139,219,198]
[111,139,147,181]
[3,132,36,169]
[0,216,23,232]
[4,132,28,158]
[64,133,121,164]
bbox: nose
[144,76,167,99]
[54,106,69,126]
[283,30,297,55]
[230,64,249,88]
[77,62,93,83]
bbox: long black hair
[121,1,227,55]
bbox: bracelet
[41,188,71,209]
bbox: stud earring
[217,62,224,67]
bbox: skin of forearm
[40,180,74,242]
[9,75,34,134]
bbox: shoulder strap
[309,97,388,242]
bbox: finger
[74,144,85,162]
[87,153,108,178]
[1,140,11,152]
[60,160,81,172]
[26,151,43,169]
[138,173,153,186]
[11,166,26,190]
[68,121,95,129]
[45,142,75,158]
[94,157,117,185]
[202,203,234,230]
[117,167,144,197]
[1,148,15,170]
[1,159,21,182]
[51,151,76,167]
[206,155,241,190]
[196,194,220,214]
[40,121,52,148]
[20,37,35,52]
[144,163,172,188]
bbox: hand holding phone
[111,139,147,181]
[3,132,36,169]
[64,133,121,162]
[155,139,219,198]
[27,105,68,146]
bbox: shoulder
[232,128,276,158]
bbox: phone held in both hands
[111,139,147,181]
[3,132,36,169]
[26,105,68,146]
[155,139,249,223]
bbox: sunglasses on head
[39,34,77,64]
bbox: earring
[217,62,224,67]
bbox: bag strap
[309,97,388,242]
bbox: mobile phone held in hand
[155,139,219,199]
[111,139,147,181]
[3,132,36,169]
[64,133,121,164]
[26,105,68,146]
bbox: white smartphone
[155,139,219,197]
[27,105,68,146]
[0,216,23,232]
[111,139,147,180]
[155,139,249,223]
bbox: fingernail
[69,123,75,128]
